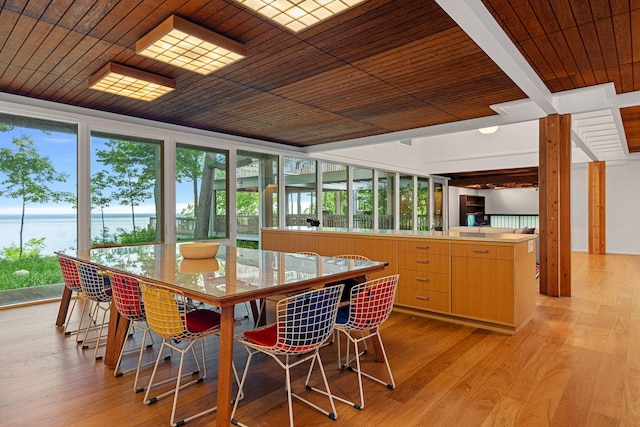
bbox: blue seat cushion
[336,305,350,325]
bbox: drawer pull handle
[416,277,429,282]
[416,259,429,264]
[416,295,430,301]
[416,245,430,249]
[473,249,490,254]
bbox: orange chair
[56,255,92,339]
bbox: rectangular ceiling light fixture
[235,0,366,32]
[88,62,176,101]
[136,15,247,75]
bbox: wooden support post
[588,161,606,254]
[539,114,572,297]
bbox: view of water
[0,213,154,255]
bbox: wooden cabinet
[261,228,537,333]
[396,240,450,312]
[459,195,486,226]
[451,241,535,327]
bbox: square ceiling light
[88,62,176,101]
[235,0,366,32]
[136,15,247,75]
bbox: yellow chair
[139,280,239,427]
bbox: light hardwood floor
[2,252,639,426]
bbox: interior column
[588,161,606,255]
[539,114,572,297]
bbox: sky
[0,125,193,215]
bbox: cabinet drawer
[398,253,449,273]
[399,240,448,255]
[399,269,449,293]
[451,243,513,260]
[397,288,449,312]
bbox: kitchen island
[261,227,538,334]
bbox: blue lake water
[0,213,154,255]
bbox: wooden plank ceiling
[483,0,640,153]
[0,0,528,147]
[443,167,539,189]
[0,0,638,156]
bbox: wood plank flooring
[2,252,640,426]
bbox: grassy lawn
[0,255,62,291]
[0,239,254,292]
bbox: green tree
[236,191,259,215]
[95,140,155,233]
[91,171,112,242]
[417,186,429,215]
[176,148,205,214]
[0,134,73,258]
[195,152,226,239]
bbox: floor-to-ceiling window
[176,143,229,242]
[90,131,162,247]
[322,162,348,228]
[399,174,414,230]
[432,178,445,231]
[417,177,429,231]
[236,150,278,247]
[378,171,396,230]
[0,112,77,303]
[353,166,373,230]
[284,157,317,226]
[0,102,452,308]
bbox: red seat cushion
[244,324,277,347]
[243,323,318,352]
[185,309,221,333]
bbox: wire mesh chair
[324,254,372,346]
[109,272,158,392]
[139,280,239,427]
[57,255,92,339]
[333,254,371,279]
[76,261,112,360]
[297,251,320,256]
[332,274,399,410]
[231,284,344,427]
[333,254,369,261]
[256,251,322,326]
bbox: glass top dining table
[61,243,388,426]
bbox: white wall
[571,165,588,252]
[605,160,640,254]
[483,188,539,214]
[571,160,640,255]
